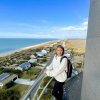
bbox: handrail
[37,77,54,100]
[37,69,79,100]
[21,73,45,100]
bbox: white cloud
[0,20,88,39]
[50,20,88,39]
[53,20,88,31]
[59,26,86,31]
[82,21,88,26]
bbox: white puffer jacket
[46,55,67,82]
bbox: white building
[64,53,71,59]
[28,58,37,63]
[36,52,44,57]
[30,55,36,59]
[41,49,48,55]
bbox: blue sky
[0,0,90,39]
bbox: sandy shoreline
[0,40,60,57]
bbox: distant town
[0,39,86,100]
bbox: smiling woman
[45,45,67,100]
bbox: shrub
[42,58,47,62]
[2,69,22,77]
[5,81,15,89]
[31,62,37,67]
[0,88,20,100]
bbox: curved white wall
[81,0,100,100]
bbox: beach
[0,40,61,57]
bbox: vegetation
[41,58,47,62]
[38,58,47,63]
[0,44,49,67]
[0,88,21,100]
[21,67,42,80]
[23,55,30,60]
[5,81,15,89]
[0,84,29,100]
[41,77,51,88]
[38,90,52,100]
[0,66,42,80]
[0,68,22,77]
[34,76,55,100]
[31,62,37,67]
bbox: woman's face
[56,47,63,56]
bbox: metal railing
[37,77,54,100]
[37,69,79,100]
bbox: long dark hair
[55,45,65,56]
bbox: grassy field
[64,39,86,72]
[66,39,86,53]
[11,84,29,96]
[0,66,42,99]
[21,67,42,80]
[0,83,29,100]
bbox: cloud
[0,20,88,39]
[53,20,88,32]
[82,21,88,26]
[50,20,88,39]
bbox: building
[64,53,71,59]
[36,49,48,57]
[41,49,48,55]
[36,52,44,57]
[0,73,18,87]
[15,62,31,71]
[30,55,36,59]
[28,58,37,63]
[39,63,47,67]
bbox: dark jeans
[52,79,65,100]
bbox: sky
[0,0,90,39]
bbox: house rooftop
[0,73,18,86]
[0,73,10,81]
[19,62,31,68]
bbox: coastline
[0,39,60,57]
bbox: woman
[44,45,67,100]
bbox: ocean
[0,38,57,55]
